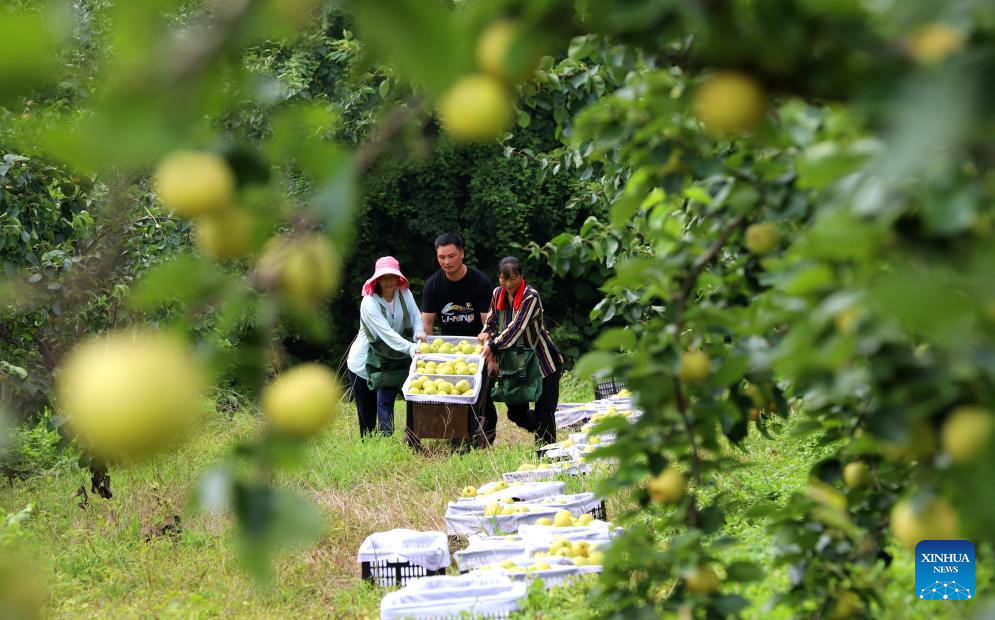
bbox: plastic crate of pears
[403,337,485,404]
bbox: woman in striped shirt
[479,256,563,447]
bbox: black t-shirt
[422,266,494,336]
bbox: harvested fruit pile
[363,391,640,618]
[402,336,485,404]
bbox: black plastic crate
[361,559,446,587]
[594,376,628,400]
[587,500,607,521]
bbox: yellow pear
[905,23,966,65]
[57,330,205,462]
[475,19,540,83]
[679,351,710,383]
[257,234,341,310]
[744,222,779,255]
[154,150,234,217]
[194,207,258,259]
[941,406,994,463]
[693,72,767,135]
[648,468,686,504]
[890,497,958,549]
[843,462,870,489]
[685,565,720,594]
[262,363,341,438]
[438,74,512,142]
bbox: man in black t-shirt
[421,232,497,445]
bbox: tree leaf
[574,351,615,380]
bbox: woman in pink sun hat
[347,256,426,437]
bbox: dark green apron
[490,291,543,405]
[361,296,413,389]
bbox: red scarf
[496,280,526,311]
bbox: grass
[1,373,987,618]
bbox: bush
[1,409,70,481]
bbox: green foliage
[234,11,613,365]
[0,150,188,416]
[3,0,995,615]
[0,504,33,548]
[0,409,69,480]
[527,1,995,615]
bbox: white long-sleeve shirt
[347,288,424,380]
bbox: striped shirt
[485,285,561,377]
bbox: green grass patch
[3,378,984,618]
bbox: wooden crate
[407,401,472,439]
[403,372,492,450]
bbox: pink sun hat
[361,256,410,296]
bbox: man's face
[436,244,464,275]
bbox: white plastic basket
[454,542,536,573]
[454,481,566,504]
[403,342,485,404]
[380,574,527,620]
[421,335,484,350]
[569,431,617,446]
[517,522,621,543]
[520,492,603,517]
[473,560,580,590]
[554,406,601,429]
[501,462,591,483]
[525,537,613,574]
[403,373,480,404]
[412,353,484,372]
[357,530,450,588]
[357,529,451,570]
[445,505,562,537]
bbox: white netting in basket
[501,462,591,483]
[554,405,601,429]
[454,541,536,573]
[517,521,621,543]
[380,574,527,620]
[474,561,581,590]
[453,480,566,504]
[568,430,617,446]
[520,492,603,516]
[357,529,450,571]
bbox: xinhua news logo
[915,540,975,601]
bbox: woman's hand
[477,332,490,344]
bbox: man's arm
[421,312,436,336]
[421,273,439,336]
